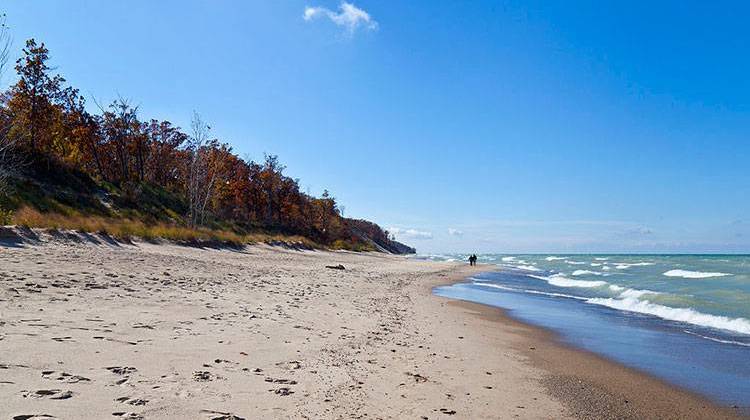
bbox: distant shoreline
[430,264,742,419]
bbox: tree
[7,39,65,154]
[99,98,141,182]
[186,112,218,227]
[144,119,187,188]
[0,14,17,197]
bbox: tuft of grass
[0,207,12,225]
[330,239,376,252]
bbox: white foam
[663,269,731,279]
[501,256,516,262]
[618,288,660,299]
[545,256,565,261]
[472,282,586,300]
[614,262,654,269]
[595,257,609,261]
[601,266,611,271]
[608,284,659,298]
[683,330,750,347]
[530,274,607,288]
[513,264,541,272]
[565,260,586,265]
[572,270,605,276]
[586,297,750,335]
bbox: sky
[2,1,749,253]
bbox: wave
[565,260,586,265]
[595,257,609,261]
[499,263,541,272]
[663,269,731,279]
[545,256,565,261]
[618,288,660,299]
[530,274,607,288]
[683,330,750,347]
[501,256,516,262]
[572,270,605,276]
[608,284,660,298]
[586,297,750,335]
[512,264,541,272]
[471,282,587,300]
[614,262,654,269]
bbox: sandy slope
[0,237,568,419]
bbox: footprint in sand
[200,409,246,420]
[115,396,148,406]
[111,412,144,420]
[22,389,75,400]
[41,370,91,384]
[106,366,137,375]
[193,371,220,382]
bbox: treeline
[0,38,411,252]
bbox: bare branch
[0,13,12,83]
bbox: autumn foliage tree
[0,37,409,251]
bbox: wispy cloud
[303,2,378,35]
[447,228,464,237]
[388,227,433,240]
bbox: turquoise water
[423,254,750,336]
[425,254,750,406]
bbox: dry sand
[0,232,741,419]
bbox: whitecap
[565,260,586,265]
[572,270,605,276]
[501,256,516,262]
[545,256,565,261]
[663,269,731,279]
[586,297,750,335]
[530,274,607,288]
[614,262,655,269]
[617,288,660,299]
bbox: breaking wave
[586,297,750,335]
[530,274,607,288]
[663,269,731,279]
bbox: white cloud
[388,227,433,240]
[303,2,378,35]
[447,228,464,237]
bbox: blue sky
[2,1,749,253]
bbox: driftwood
[325,264,345,270]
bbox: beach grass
[10,206,324,248]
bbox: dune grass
[11,206,321,248]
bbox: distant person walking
[469,254,477,266]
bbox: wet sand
[0,231,741,419]
[430,275,742,419]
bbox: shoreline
[429,263,743,419]
[0,239,743,419]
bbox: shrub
[0,207,12,225]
